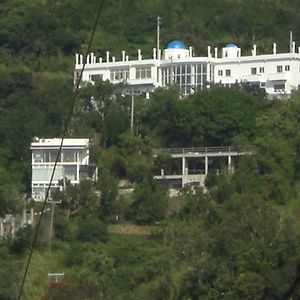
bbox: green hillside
[1,1,300,299]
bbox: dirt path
[108,224,156,235]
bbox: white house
[31,138,97,201]
[74,39,300,98]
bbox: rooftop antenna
[157,16,162,60]
[290,31,293,53]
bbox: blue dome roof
[225,43,238,48]
[166,40,187,49]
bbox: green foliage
[9,225,33,255]
[99,168,118,219]
[176,193,300,299]
[0,241,23,299]
[0,166,23,216]
[131,180,168,224]
[42,281,83,300]
[142,86,262,147]
[76,217,109,243]
[2,1,300,299]
[75,79,128,146]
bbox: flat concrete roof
[31,138,89,149]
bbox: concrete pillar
[22,209,26,227]
[157,67,162,86]
[86,54,90,64]
[206,63,210,86]
[292,41,296,54]
[11,217,15,237]
[106,51,110,62]
[205,156,208,175]
[80,55,83,64]
[182,157,186,175]
[214,47,218,58]
[208,46,211,58]
[122,50,125,62]
[273,43,277,55]
[153,48,157,59]
[228,155,232,171]
[99,57,102,63]
[138,49,142,61]
[75,53,79,65]
[252,44,257,56]
[112,56,115,62]
[189,46,193,57]
[91,52,94,64]
[126,55,129,62]
[0,220,3,237]
[158,49,161,60]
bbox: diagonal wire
[17,1,106,298]
[282,266,300,300]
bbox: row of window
[218,69,231,76]
[218,65,291,77]
[32,165,78,182]
[109,67,152,81]
[110,69,129,81]
[277,65,290,73]
[33,150,80,163]
[251,67,264,75]
[136,67,151,79]
[162,64,208,85]
[252,65,290,74]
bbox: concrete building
[153,146,253,187]
[31,138,97,201]
[74,39,300,98]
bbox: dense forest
[1,0,300,299]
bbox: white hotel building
[31,138,97,201]
[74,39,300,97]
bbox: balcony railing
[153,146,255,155]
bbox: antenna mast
[157,16,161,59]
[290,31,293,53]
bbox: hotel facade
[74,39,300,98]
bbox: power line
[282,266,300,300]
[17,1,106,298]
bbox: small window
[285,65,290,71]
[225,69,231,76]
[251,67,257,75]
[136,67,151,79]
[274,83,285,92]
[218,70,223,76]
[259,67,264,73]
[89,74,102,81]
[277,65,283,73]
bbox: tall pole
[157,16,161,60]
[290,31,293,53]
[130,92,134,134]
[49,200,55,250]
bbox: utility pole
[290,31,293,53]
[49,200,55,250]
[130,92,134,134]
[49,179,63,250]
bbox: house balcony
[125,78,156,86]
[267,72,288,81]
[241,74,263,83]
